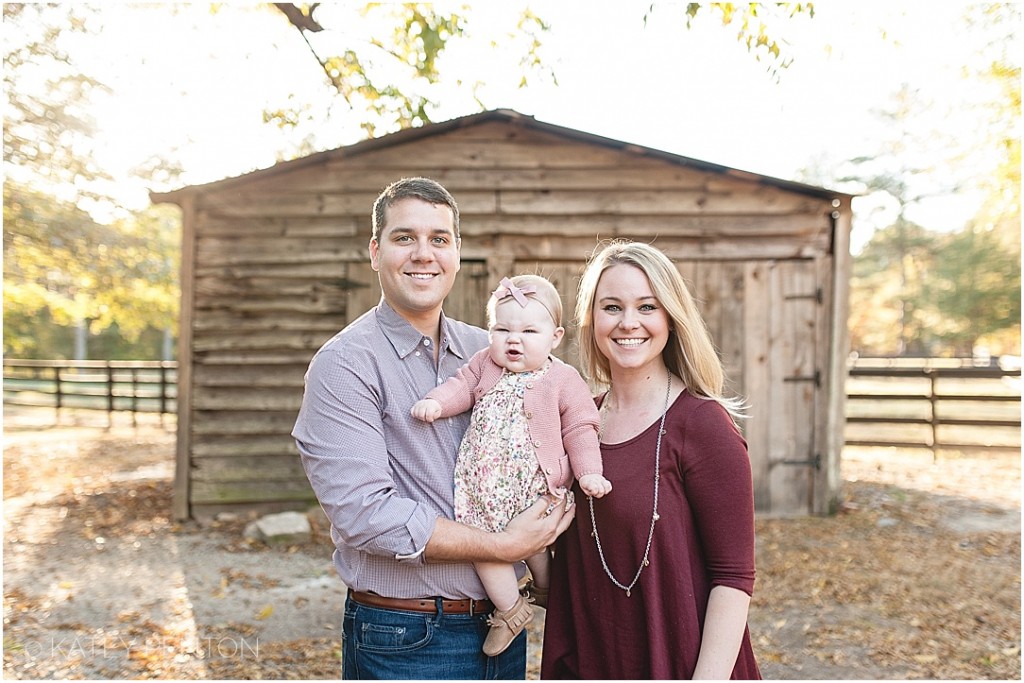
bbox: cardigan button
[534,440,542,448]
[525,411,533,419]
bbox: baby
[412,274,611,656]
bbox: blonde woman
[541,241,760,680]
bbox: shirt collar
[375,298,472,362]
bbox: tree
[267,3,553,138]
[3,4,111,203]
[3,4,179,359]
[652,3,816,80]
[849,218,937,355]
[268,2,815,140]
[3,181,179,358]
[924,227,1021,355]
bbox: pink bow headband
[491,277,537,307]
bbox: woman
[541,240,760,680]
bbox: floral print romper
[453,361,551,533]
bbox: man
[292,177,574,679]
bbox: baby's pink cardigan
[426,349,603,494]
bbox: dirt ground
[3,407,1020,680]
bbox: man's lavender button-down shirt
[292,299,489,599]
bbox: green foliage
[926,227,1021,355]
[672,2,815,80]
[271,3,477,137]
[849,219,937,355]
[4,4,181,359]
[3,4,112,198]
[3,182,180,358]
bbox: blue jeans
[341,595,527,679]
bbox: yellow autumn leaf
[255,604,274,620]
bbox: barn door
[746,259,821,515]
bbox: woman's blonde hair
[487,274,563,327]
[574,240,746,420]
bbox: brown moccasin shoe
[482,594,534,657]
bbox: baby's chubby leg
[475,561,521,610]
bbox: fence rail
[845,359,1021,455]
[3,359,177,428]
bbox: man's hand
[500,492,576,562]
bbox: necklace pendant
[626,589,631,598]
[653,513,660,521]
[644,559,650,566]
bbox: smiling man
[292,177,576,680]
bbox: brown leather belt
[349,589,494,615]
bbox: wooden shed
[151,109,853,521]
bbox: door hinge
[785,287,823,304]
[784,369,820,387]
[778,453,821,470]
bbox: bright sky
[65,2,1009,251]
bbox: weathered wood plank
[458,213,831,238]
[340,139,638,169]
[494,189,821,215]
[197,215,363,238]
[193,294,347,316]
[193,387,304,411]
[192,435,298,458]
[193,410,302,435]
[190,479,316,505]
[193,312,340,334]
[193,364,307,388]
[194,276,349,300]
[718,262,747,395]
[194,350,321,365]
[199,190,498,218]
[459,234,831,262]
[743,261,772,511]
[196,236,356,266]
[194,261,354,279]
[191,455,307,482]
[287,163,716,193]
[192,331,328,353]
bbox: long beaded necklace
[588,374,672,597]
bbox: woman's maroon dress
[541,391,761,680]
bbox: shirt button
[437,378,444,385]
[415,351,421,357]
[423,339,431,346]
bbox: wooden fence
[3,359,177,428]
[845,358,1021,456]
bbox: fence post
[926,368,938,462]
[130,367,138,429]
[159,363,167,428]
[54,365,63,425]
[106,363,114,430]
